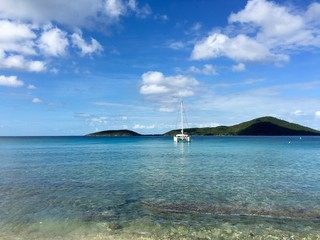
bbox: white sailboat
[173,100,191,142]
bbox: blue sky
[1,0,320,135]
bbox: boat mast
[180,100,184,134]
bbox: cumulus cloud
[315,111,320,118]
[232,63,246,72]
[0,1,97,26]
[0,0,150,27]
[0,75,24,87]
[105,0,127,20]
[71,31,103,56]
[229,0,304,38]
[229,0,320,48]
[191,32,289,63]
[0,0,149,72]
[191,0,320,64]
[0,20,36,55]
[0,22,100,72]
[38,26,69,57]
[0,54,46,72]
[306,2,320,23]
[0,20,47,72]
[188,64,217,75]
[104,0,151,20]
[127,0,151,18]
[139,71,200,113]
[140,71,199,98]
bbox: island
[86,129,141,136]
[86,116,320,136]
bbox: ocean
[0,136,319,239]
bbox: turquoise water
[0,136,319,239]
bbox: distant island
[86,129,141,137]
[86,116,320,136]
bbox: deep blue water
[0,136,319,239]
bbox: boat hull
[174,134,191,142]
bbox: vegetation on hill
[86,129,141,136]
[164,116,320,136]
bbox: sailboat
[173,100,191,142]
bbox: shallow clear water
[0,136,319,239]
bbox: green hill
[86,129,141,136]
[165,116,320,136]
[86,117,320,136]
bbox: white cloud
[191,32,289,63]
[105,0,127,20]
[191,0,320,64]
[154,14,169,22]
[315,111,320,118]
[103,0,151,21]
[158,107,175,113]
[229,0,304,38]
[0,0,98,27]
[192,122,220,128]
[127,0,151,18]
[38,26,69,57]
[188,64,217,75]
[0,20,35,41]
[306,2,320,23]
[133,124,155,129]
[140,84,170,95]
[291,110,305,116]
[90,116,108,125]
[74,112,132,129]
[191,22,202,32]
[140,71,199,97]
[0,54,46,72]
[0,0,151,26]
[232,63,246,72]
[28,60,46,72]
[168,41,185,50]
[229,0,320,49]
[0,20,36,55]
[32,98,42,103]
[0,20,47,72]
[0,75,24,87]
[27,84,36,89]
[0,0,149,72]
[71,31,103,56]
[0,20,44,72]
[104,0,151,20]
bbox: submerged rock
[141,200,320,221]
[107,222,122,230]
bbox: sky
[1,0,320,136]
